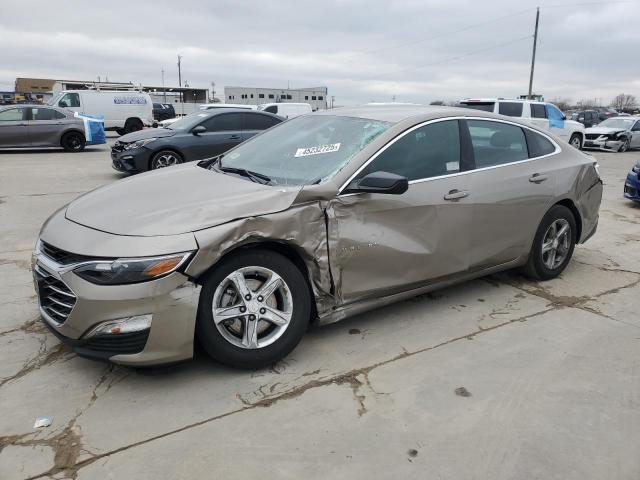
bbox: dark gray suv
[0,105,87,151]
[111,109,283,173]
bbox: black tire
[149,150,183,170]
[196,249,311,369]
[124,119,143,134]
[61,131,86,152]
[618,138,630,153]
[569,133,582,150]
[523,205,577,280]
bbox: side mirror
[344,171,409,195]
[192,125,207,135]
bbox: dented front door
[326,178,472,304]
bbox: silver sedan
[32,106,603,368]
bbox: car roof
[196,108,282,119]
[313,104,509,124]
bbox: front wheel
[523,205,576,280]
[618,138,630,153]
[150,150,183,170]
[569,133,582,150]
[196,250,311,369]
[61,132,86,152]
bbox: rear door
[182,112,243,160]
[327,119,473,303]
[0,107,30,147]
[241,112,281,141]
[28,107,68,147]
[464,119,558,270]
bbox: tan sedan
[33,105,603,368]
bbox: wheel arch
[60,128,85,145]
[148,147,184,170]
[553,198,582,241]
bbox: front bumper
[624,170,640,201]
[582,137,623,151]
[34,213,201,366]
[110,146,152,173]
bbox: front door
[0,107,30,147]
[327,119,473,303]
[184,112,243,160]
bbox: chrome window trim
[338,116,561,195]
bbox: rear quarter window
[498,102,523,117]
[524,129,556,157]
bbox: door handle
[443,189,469,201]
[529,173,548,183]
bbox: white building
[224,86,328,110]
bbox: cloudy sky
[2,0,639,106]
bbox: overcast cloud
[1,0,639,105]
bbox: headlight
[74,252,192,285]
[124,138,157,150]
[633,163,640,174]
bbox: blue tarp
[546,104,565,129]
[74,112,106,145]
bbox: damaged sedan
[32,105,603,368]
[583,116,640,152]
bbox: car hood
[584,127,625,135]
[65,163,302,236]
[118,128,176,142]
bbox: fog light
[86,314,152,337]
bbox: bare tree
[549,97,572,111]
[611,93,637,112]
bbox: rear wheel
[150,150,183,170]
[61,131,86,152]
[569,133,582,149]
[124,118,143,134]
[523,205,576,280]
[196,250,311,369]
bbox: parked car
[459,98,585,149]
[0,105,88,151]
[34,105,602,368]
[200,103,257,111]
[152,103,176,121]
[593,107,618,122]
[257,103,312,119]
[583,116,640,152]
[111,108,283,173]
[624,159,640,202]
[47,90,153,135]
[569,110,600,128]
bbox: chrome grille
[34,265,77,324]
[585,133,602,140]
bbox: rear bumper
[624,171,640,201]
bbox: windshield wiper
[218,166,272,185]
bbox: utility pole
[177,54,183,114]
[161,68,166,102]
[527,7,540,99]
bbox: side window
[524,129,556,157]
[632,121,640,132]
[58,93,80,108]
[530,104,547,119]
[498,102,523,117]
[359,120,461,181]
[264,105,278,114]
[0,108,26,121]
[577,113,585,122]
[468,120,528,168]
[31,108,59,120]
[201,113,242,131]
[243,113,280,130]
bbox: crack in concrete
[0,341,73,389]
[20,306,554,478]
[0,316,47,338]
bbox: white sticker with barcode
[446,161,460,171]
[295,143,341,157]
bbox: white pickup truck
[459,98,585,149]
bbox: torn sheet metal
[186,202,336,316]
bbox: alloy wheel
[153,153,180,168]
[541,219,571,270]
[570,136,581,149]
[212,266,293,349]
[619,139,630,153]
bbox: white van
[47,90,154,134]
[257,103,312,119]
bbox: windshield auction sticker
[295,143,341,157]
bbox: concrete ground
[0,136,638,480]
